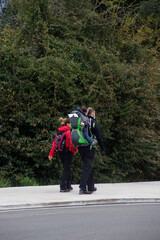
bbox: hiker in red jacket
[48,117,78,192]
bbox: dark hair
[87,107,95,116]
[81,105,87,113]
[59,117,70,126]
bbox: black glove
[101,151,105,156]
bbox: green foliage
[0,176,12,188]
[136,0,160,52]
[0,175,38,187]
[0,0,160,186]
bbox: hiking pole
[56,151,60,169]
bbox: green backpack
[68,110,92,147]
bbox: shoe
[88,187,97,192]
[79,189,92,194]
[60,189,70,192]
[67,187,73,191]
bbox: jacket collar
[88,116,94,120]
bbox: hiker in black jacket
[79,107,105,194]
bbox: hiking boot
[88,187,97,192]
[79,189,92,195]
[60,189,70,192]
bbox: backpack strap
[55,151,60,169]
[88,118,95,139]
[58,131,67,151]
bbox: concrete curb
[1,198,160,211]
[1,182,160,211]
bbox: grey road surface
[0,204,160,240]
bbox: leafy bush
[0,0,160,186]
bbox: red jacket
[49,126,77,157]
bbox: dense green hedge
[0,0,160,186]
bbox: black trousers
[59,151,73,190]
[79,146,96,191]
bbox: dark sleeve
[91,120,105,152]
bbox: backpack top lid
[69,107,87,120]
[69,109,88,130]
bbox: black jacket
[88,116,105,152]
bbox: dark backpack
[68,110,92,147]
[54,131,67,152]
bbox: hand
[48,155,53,161]
[101,151,105,156]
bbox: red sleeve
[49,141,55,157]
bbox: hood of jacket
[58,126,71,132]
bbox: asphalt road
[0,204,160,240]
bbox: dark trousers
[79,146,96,191]
[59,151,73,190]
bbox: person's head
[87,107,95,119]
[59,117,70,127]
[81,106,87,115]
